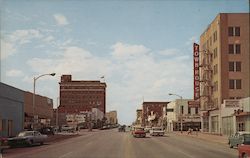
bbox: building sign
[188,100,200,108]
[225,100,239,108]
[193,43,200,100]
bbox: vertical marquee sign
[193,43,200,100]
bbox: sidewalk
[173,131,229,145]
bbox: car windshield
[135,128,144,131]
[18,131,33,137]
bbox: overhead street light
[169,93,183,133]
[32,73,56,129]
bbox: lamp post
[32,73,56,129]
[169,93,183,133]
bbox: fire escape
[200,50,214,111]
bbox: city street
[3,129,238,158]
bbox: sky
[0,0,249,125]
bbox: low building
[0,82,24,137]
[135,109,142,126]
[24,92,53,129]
[165,99,201,132]
[106,111,118,125]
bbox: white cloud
[9,29,43,44]
[43,35,55,42]
[158,48,179,56]
[0,39,16,60]
[53,14,69,26]
[111,42,150,59]
[6,69,24,77]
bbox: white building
[164,99,201,132]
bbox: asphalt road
[3,129,238,158]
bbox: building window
[235,27,240,36]
[229,79,242,89]
[213,64,218,75]
[213,47,218,59]
[229,61,241,72]
[181,106,184,114]
[213,81,218,92]
[210,36,212,46]
[229,44,241,54]
[228,27,234,36]
[228,27,240,36]
[188,107,191,114]
[213,31,217,42]
[195,107,198,114]
[236,44,241,54]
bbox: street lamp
[32,73,56,129]
[169,93,183,133]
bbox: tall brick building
[58,75,106,115]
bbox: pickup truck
[150,127,165,136]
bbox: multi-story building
[105,110,118,125]
[135,109,142,125]
[142,102,168,127]
[199,13,249,134]
[164,99,201,132]
[58,75,106,126]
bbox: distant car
[132,127,146,138]
[8,131,47,147]
[61,125,75,132]
[39,127,55,135]
[228,131,250,148]
[238,134,250,158]
[118,125,126,132]
[150,127,165,136]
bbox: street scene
[0,0,250,158]
[2,129,238,158]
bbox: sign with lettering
[193,43,200,101]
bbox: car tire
[28,140,33,146]
[243,153,248,158]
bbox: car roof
[237,131,250,135]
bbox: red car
[238,134,250,158]
[132,127,146,138]
[238,144,250,158]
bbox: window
[229,79,242,89]
[213,31,217,42]
[213,81,218,91]
[229,44,241,54]
[228,27,240,36]
[213,64,218,74]
[209,36,212,46]
[229,61,241,72]
[181,106,184,114]
[213,47,218,59]
[236,80,241,89]
[229,44,234,54]
[228,27,234,36]
[235,27,240,36]
[236,44,241,54]
[188,107,191,114]
[229,62,234,71]
[195,107,198,114]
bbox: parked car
[0,137,9,153]
[228,131,250,148]
[238,134,250,158]
[61,125,75,132]
[150,127,165,136]
[132,127,146,138]
[39,127,55,135]
[118,125,126,132]
[8,131,48,147]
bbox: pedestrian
[195,128,198,136]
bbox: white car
[8,131,47,147]
[150,127,165,136]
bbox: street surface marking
[59,151,73,158]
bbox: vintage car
[228,131,250,148]
[132,127,146,138]
[238,133,250,158]
[0,137,9,153]
[118,125,126,132]
[8,131,48,147]
[150,127,165,136]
